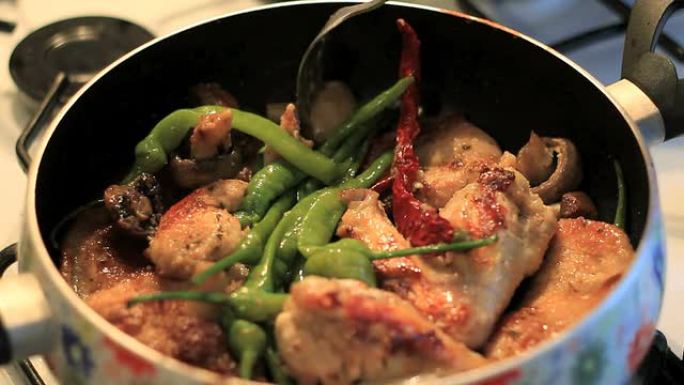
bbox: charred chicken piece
[145,179,247,279]
[104,173,163,238]
[275,276,486,385]
[485,218,634,359]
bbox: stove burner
[458,0,684,61]
[10,16,153,102]
[9,16,154,172]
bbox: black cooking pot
[2,1,681,384]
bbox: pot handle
[15,72,70,172]
[0,245,57,363]
[620,0,684,140]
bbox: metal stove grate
[459,0,684,61]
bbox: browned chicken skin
[485,218,634,359]
[275,277,486,385]
[339,164,556,349]
[87,273,236,374]
[415,114,503,208]
[146,179,247,279]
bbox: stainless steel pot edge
[21,1,663,383]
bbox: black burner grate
[459,0,684,61]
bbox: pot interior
[35,2,650,266]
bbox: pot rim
[22,1,662,383]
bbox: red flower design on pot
[628,322,655,372]
[475,368,522,385]
[103,337,156,376]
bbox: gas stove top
[1,1,683,384]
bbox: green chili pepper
[127,289,287,322]
[318,76,413,156]
[302,236,497,286]
[238,79,408,223]
[297,123,379,198]
[303,247,378,286]
[228,320,267,379]
[237,163,306,226]
[193,192,295,285]
[124,106,341,184]
[266,347,292,385]
[296,151,393,253]
[613,159,626,230]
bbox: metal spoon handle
[15,72,70,172]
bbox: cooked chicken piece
[264,103,313,164]
[146,179,247,279]
[61,208,150,298]
[415,115,503,208]
[275,277,485,385]
[190,109,233,160]
[338,168,557,349]
[485,218,634,359]
[87,273,236,373]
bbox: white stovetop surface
[0,0,683,383]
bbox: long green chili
[127,290,288,322]
[318,76,413,156]
[124,106,341,184]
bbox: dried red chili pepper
[391,19,454,246]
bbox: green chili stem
[127,290,288,322]
[238,350,259,379]
[613,159,626,230]
[369,235,498,259]
[266,347,292,385]
[127,291,232,307]
[319,76,413,156]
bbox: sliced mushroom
[516,133,582,204]
[308,81,357,142]
[169,151,243,190]
[559,191,597,219]
[516,131,554,186]
[104,173,163,238]
[530,137,582,204]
